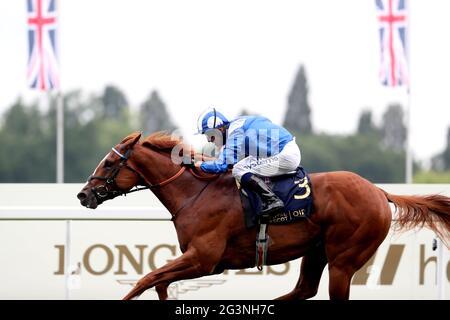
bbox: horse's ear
[129,132,142,146]
[122,132,142,147]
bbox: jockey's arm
[197,128,244,173]
[200,154,217,162]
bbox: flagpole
[405,0,412,184]
[56,0,63,184]
[54,0,70,301]
[56,92,64,183]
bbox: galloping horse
[77,132,450,300]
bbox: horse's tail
[380,188,450,248]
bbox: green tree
[432,126,450,171]
[443,127,450,170]
[0,87,138,183]
[0,98,54,182]
[55,90,135,182]
[283,65,312,134]
[381,103,406,151]
[101,85,129,120]
[357,109,378,136]
[239,109,250,116]
[140,90,177,134]
[52,91,101,182]
[294,132,406,183]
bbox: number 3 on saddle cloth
[238,167,314,228]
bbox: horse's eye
[104,160,114,168]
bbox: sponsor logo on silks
[243,157,280,170]
[117,279,226,300]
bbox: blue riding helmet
[196,107,229,134]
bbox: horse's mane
[142,131,182,152]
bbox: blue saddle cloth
[239,167,314,227]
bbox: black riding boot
[241,174,284,216]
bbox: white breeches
[232,139,301,181]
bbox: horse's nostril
[77,192,87,201]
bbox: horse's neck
[133,145,202,214]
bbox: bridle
[88,147,147,200]
[88,146,186,201]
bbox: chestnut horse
[77,132,450,300]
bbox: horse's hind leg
[326,240,383,300]
[276,243,327,300]
[327,264,353,299]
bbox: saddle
[237,167,314,270]
[238,166,314,228]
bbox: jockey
[194,107,301,217]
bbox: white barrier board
[0,183,448,299]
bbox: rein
[170,179,213,221]
[89,146,218,201]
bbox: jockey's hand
[194,161,203,169]
[201,155,217,161]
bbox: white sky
[1,0,449,163]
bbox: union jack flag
[376,0,408,87]
[27,0,59,91]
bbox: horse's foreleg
[155,283,169,300]
[275,243,327,300]
[122,248,214,300]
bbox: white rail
[0,207,171,220]
[0,183,448,299]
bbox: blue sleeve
[200,151,228,173]
[200,128,245,173]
